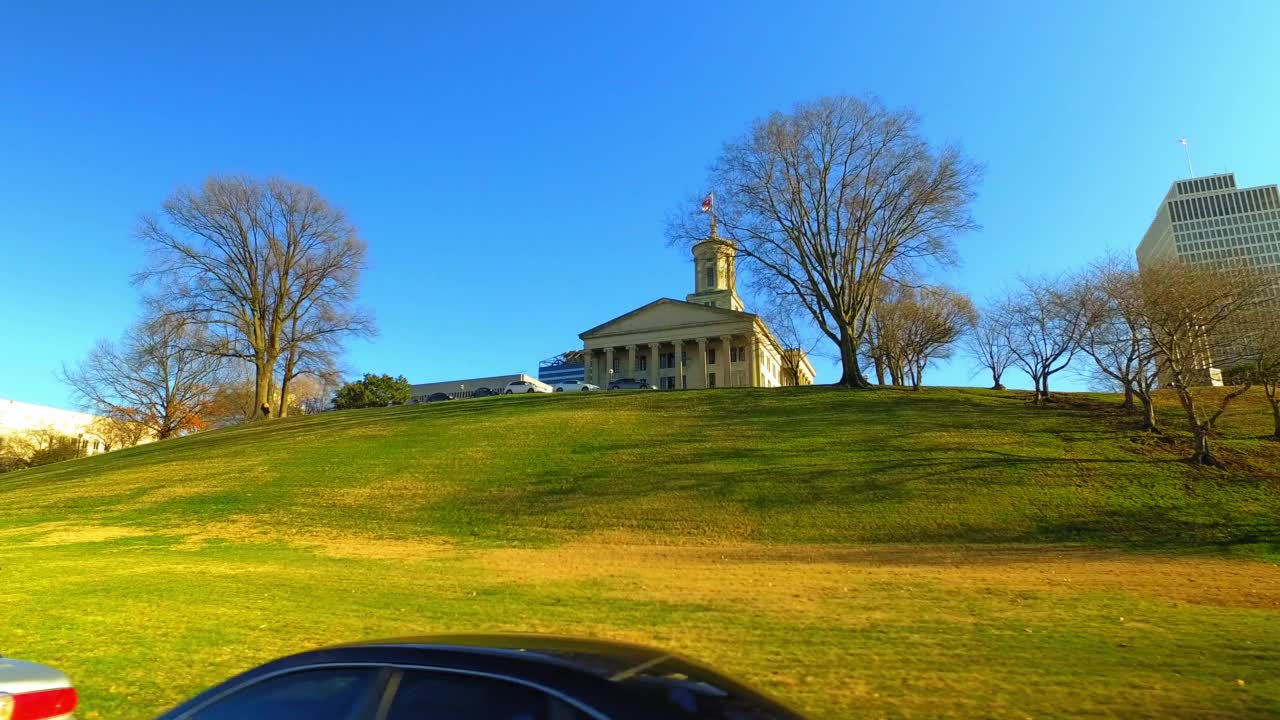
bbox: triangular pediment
[579,298,754,339]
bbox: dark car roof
[155,634,803,720]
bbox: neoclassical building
[580,235,816,390]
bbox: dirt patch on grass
[2,521,151,546]
[479,541,1280,612]
[171,517,455,560]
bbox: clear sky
[4,1,1280,409]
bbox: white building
[580,232,816,390]
[0,398,110,455]
[1138,172,1280,297]
[1137,172,1280,383]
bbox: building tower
[1137,171,1280,384]
[685,233,744,311]
[1138,172,1280,283]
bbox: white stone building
[580,234,816,390]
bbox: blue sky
[4,1,1280,408]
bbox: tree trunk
[1269,394,1280,440]
[1138,390,1159,433]
[1040,375,1051,402]
[1122,385,1136,412]
[1030,374,1044,405]
[873,356,886,385]
[990,368,1005,390]
[277,347,298,419]
[278,374,291,419]
[1191,426,1214,465]
[836,329,870,388]
[254,361,274,420]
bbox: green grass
[2,387,1279,718]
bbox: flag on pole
[700,193,713,213]
[1179,138,1188,146]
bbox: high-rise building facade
[1138,172,1280,384]
[1138,172,1280,305]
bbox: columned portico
[648,342,660,387]
[719,334,732,388]
[674,339,685,389]
[745,338,756,387]
[627,345,637,378]
[696,338,709,388]
[604,347,615,388]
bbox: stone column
[745,337,756,387]
[720,334,733,387]
[605,347,615,390]
[696,338,709,388]
[627,345,637,379]
[674,339,685,389]
[648,342,661,388]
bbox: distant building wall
[0,398,109,455]
[538,362,584,384]
[409,374,534,401]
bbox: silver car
[0,657,78,719]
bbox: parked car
[152,634,804,720]
[425,392,453,402]
[471,387,496,397]
[504,379,552,394]
[608,378,656,390]
[0,656,78,720]
[553,379,599,392]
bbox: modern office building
[1137,172,1280,383]
[1138,172,1280,295]
[537,353,585,385]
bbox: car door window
[384,669,590,720]
[190,668,379,720]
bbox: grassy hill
[2,387,1278,718]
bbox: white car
[553,380,599,392]
[504,379,553,394]
[0,656,78,720]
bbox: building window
[704,263,715,288]
[706,348,716,365]
[637,356,647,371]
[708,372,716,388]
[612,357,620,372]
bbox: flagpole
[1181,139,1195,178]
[709,192,717,238]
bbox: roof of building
[578,297,758,340]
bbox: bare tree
[761,297,824,386]
[1135,261,1270,465]
[1076,256,1160,430]
[136,176,372,420]
[962,310,1015,390]
[62,315,223,440]
[87,415,149,451]
[1245,322,1280,440]
[999,276,1089,404]
[872,285,976,390]
[276,301,366,418]
[669,95,982,387]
